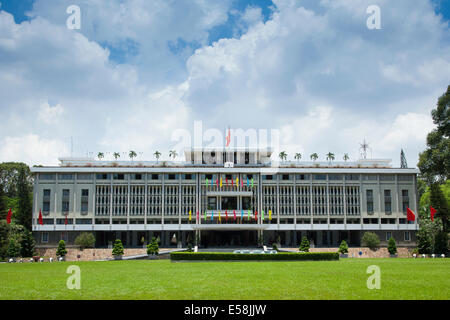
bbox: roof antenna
[359,138,370,160]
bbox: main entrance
[201,230,257,247]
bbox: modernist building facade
[31,148,419,248]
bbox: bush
[20,229,35,257]
[387,237,397,255]
[146,237,159,255]
[299,236,310,252]
[112,239,124,256]
[74,232,95,249]
[56,240,68,257]
[272,243,278,251]
[170,252,339,261]
[434,231,449,255]
[361,232,380,250]
[187,243,193,252]
[338,240,348,254]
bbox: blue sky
[0,0,449,166]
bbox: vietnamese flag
[255,210,258,221]
[6,208,12,224]
[233,210,236,221]
[231,179,234,187]
[196,211,199,221]
[225,210,228,221]
[64,214,68,225]
[38,209,44,225]
[241,178,243,188]
[406,207,416,222]
[430,206,436,221]
[216,179,219,188]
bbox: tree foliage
[387,237,397,255]
[74,232,96,249]
[112,239,124,256]
[0,162,32,197]
[16,167,32,231]
[56,240,68,257]
[361,232,380,251]
[418,85,450,183]
[146,237,159,255]
[338,240,348,254]
[299,236,310,252]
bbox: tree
[343,154,350,162]
[416,226,433,254]
[310,153,318,161]
[129,151,137,161]
[74,232,95,249]
[279,151,287,162]
[56,240,68,257]
[7,238,20,259]
[326,152,335,164]
[20,229,35,257]
[0,162,32,197]
[294,153,302,162]
[169,150,178,160]
[97,152,104,160]
[434,231,448,255]
[430,182,449,232]
[338,240,348,254]
[112,239,124,256]
[113,152,121,161]
[361,232,380,250]
[146,237,159,255]
[387,237,397,255]
[418,85,449,183]
[16,167,32,231]
[0,181,7,220]
[299,236,310,252]
[154,151,161,163]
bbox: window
[81,189,89,197]
[296,174,309,180]
[150,174,160,180]
[59,174,73,180]
[57,219,73,225]
[282,174,290,181]
[345,174,360,181]
[362,174,377,180]
[96,173,110,180]
[402,190,409,213]
[62,189,70,213]
[76,219,92,224]
[313,174,326,180]
[386,232,392,241]
[380,175,395,181]
[41,232,49,243]
[263,175,273,180]
[113,173,125,180]
[384,190,391,214]
[77,173,92,180]
[398,175,413,181]
[40,174,55,180]
[42,218,54,225]
[205,174,213,180]
[207,197,217,210]
[132,174,143,180]
[43,189,51,214]
[43,189,51,197]
[183,174,193,180]
[81,189,89,213]
[167,174,177,180]
[404,231,411,241]
[329,174,343,180]
[366,189,374,214]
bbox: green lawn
[0,258,448,300]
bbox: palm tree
[343,153,350,162]
[310,153,318,161]
[294,153,302,162]
[113,152,120,161]
[154,151,161,163]
[129,150,137,161]
[326,152,335,164]
[169,150,178,160]
[97,152,104,160]
[279,151,287,162]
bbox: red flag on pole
[226,178,228,187]
[233,210,236,221]
[65,214,68,225]
[225,210,228,221]
[6,208,12,224]
[430,206,436,221]
[406,207,416,222]
[38,209,44,225]
[196,211,199,221]
[255,210,258,221]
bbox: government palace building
[31,148,419,248]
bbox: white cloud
[38,102,64,124]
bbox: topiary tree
[20,229,35,258]
[299,236,310,252]
[338,240,349,254]
[56,240,68,257]
[272,243,278,251]
[387,237,397,255]
[112,239,124,256]
[146,237,159,256]
[74,232,95,249]
[362,232,380,251]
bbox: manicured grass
[0,258,448,300]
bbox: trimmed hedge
[170,252,339,261]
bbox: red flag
[196,211,199,221]
[226,178,228,187]
[231,179,234,187]
[406,207,415,222]
[241,178,243,188]
[38,209,43,225]
[430,206,436,221]
[255,210,258,221]
[216,179,219,188]
[233,210,236,221]
[65,214,68,225]
[225,210,228,221]
[6,208,12,224]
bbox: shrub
[187,243,193,252]
[387,237,397,255]
[361,232,380,250]
[112,239,124,256]
[434,231,449,255]
[56,240,68,257]
[299,236,310,252]
[338,240,349,254]
[146,237,159,255]
[272,243,278,251]
[170,252,339,261]
[74,232,95,249]
[20,229,35,257]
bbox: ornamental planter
[58,256,66,262]
[389,254,398,258]
[148,255,158,260]
[339,253,348,258]
[113,255,123,260]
